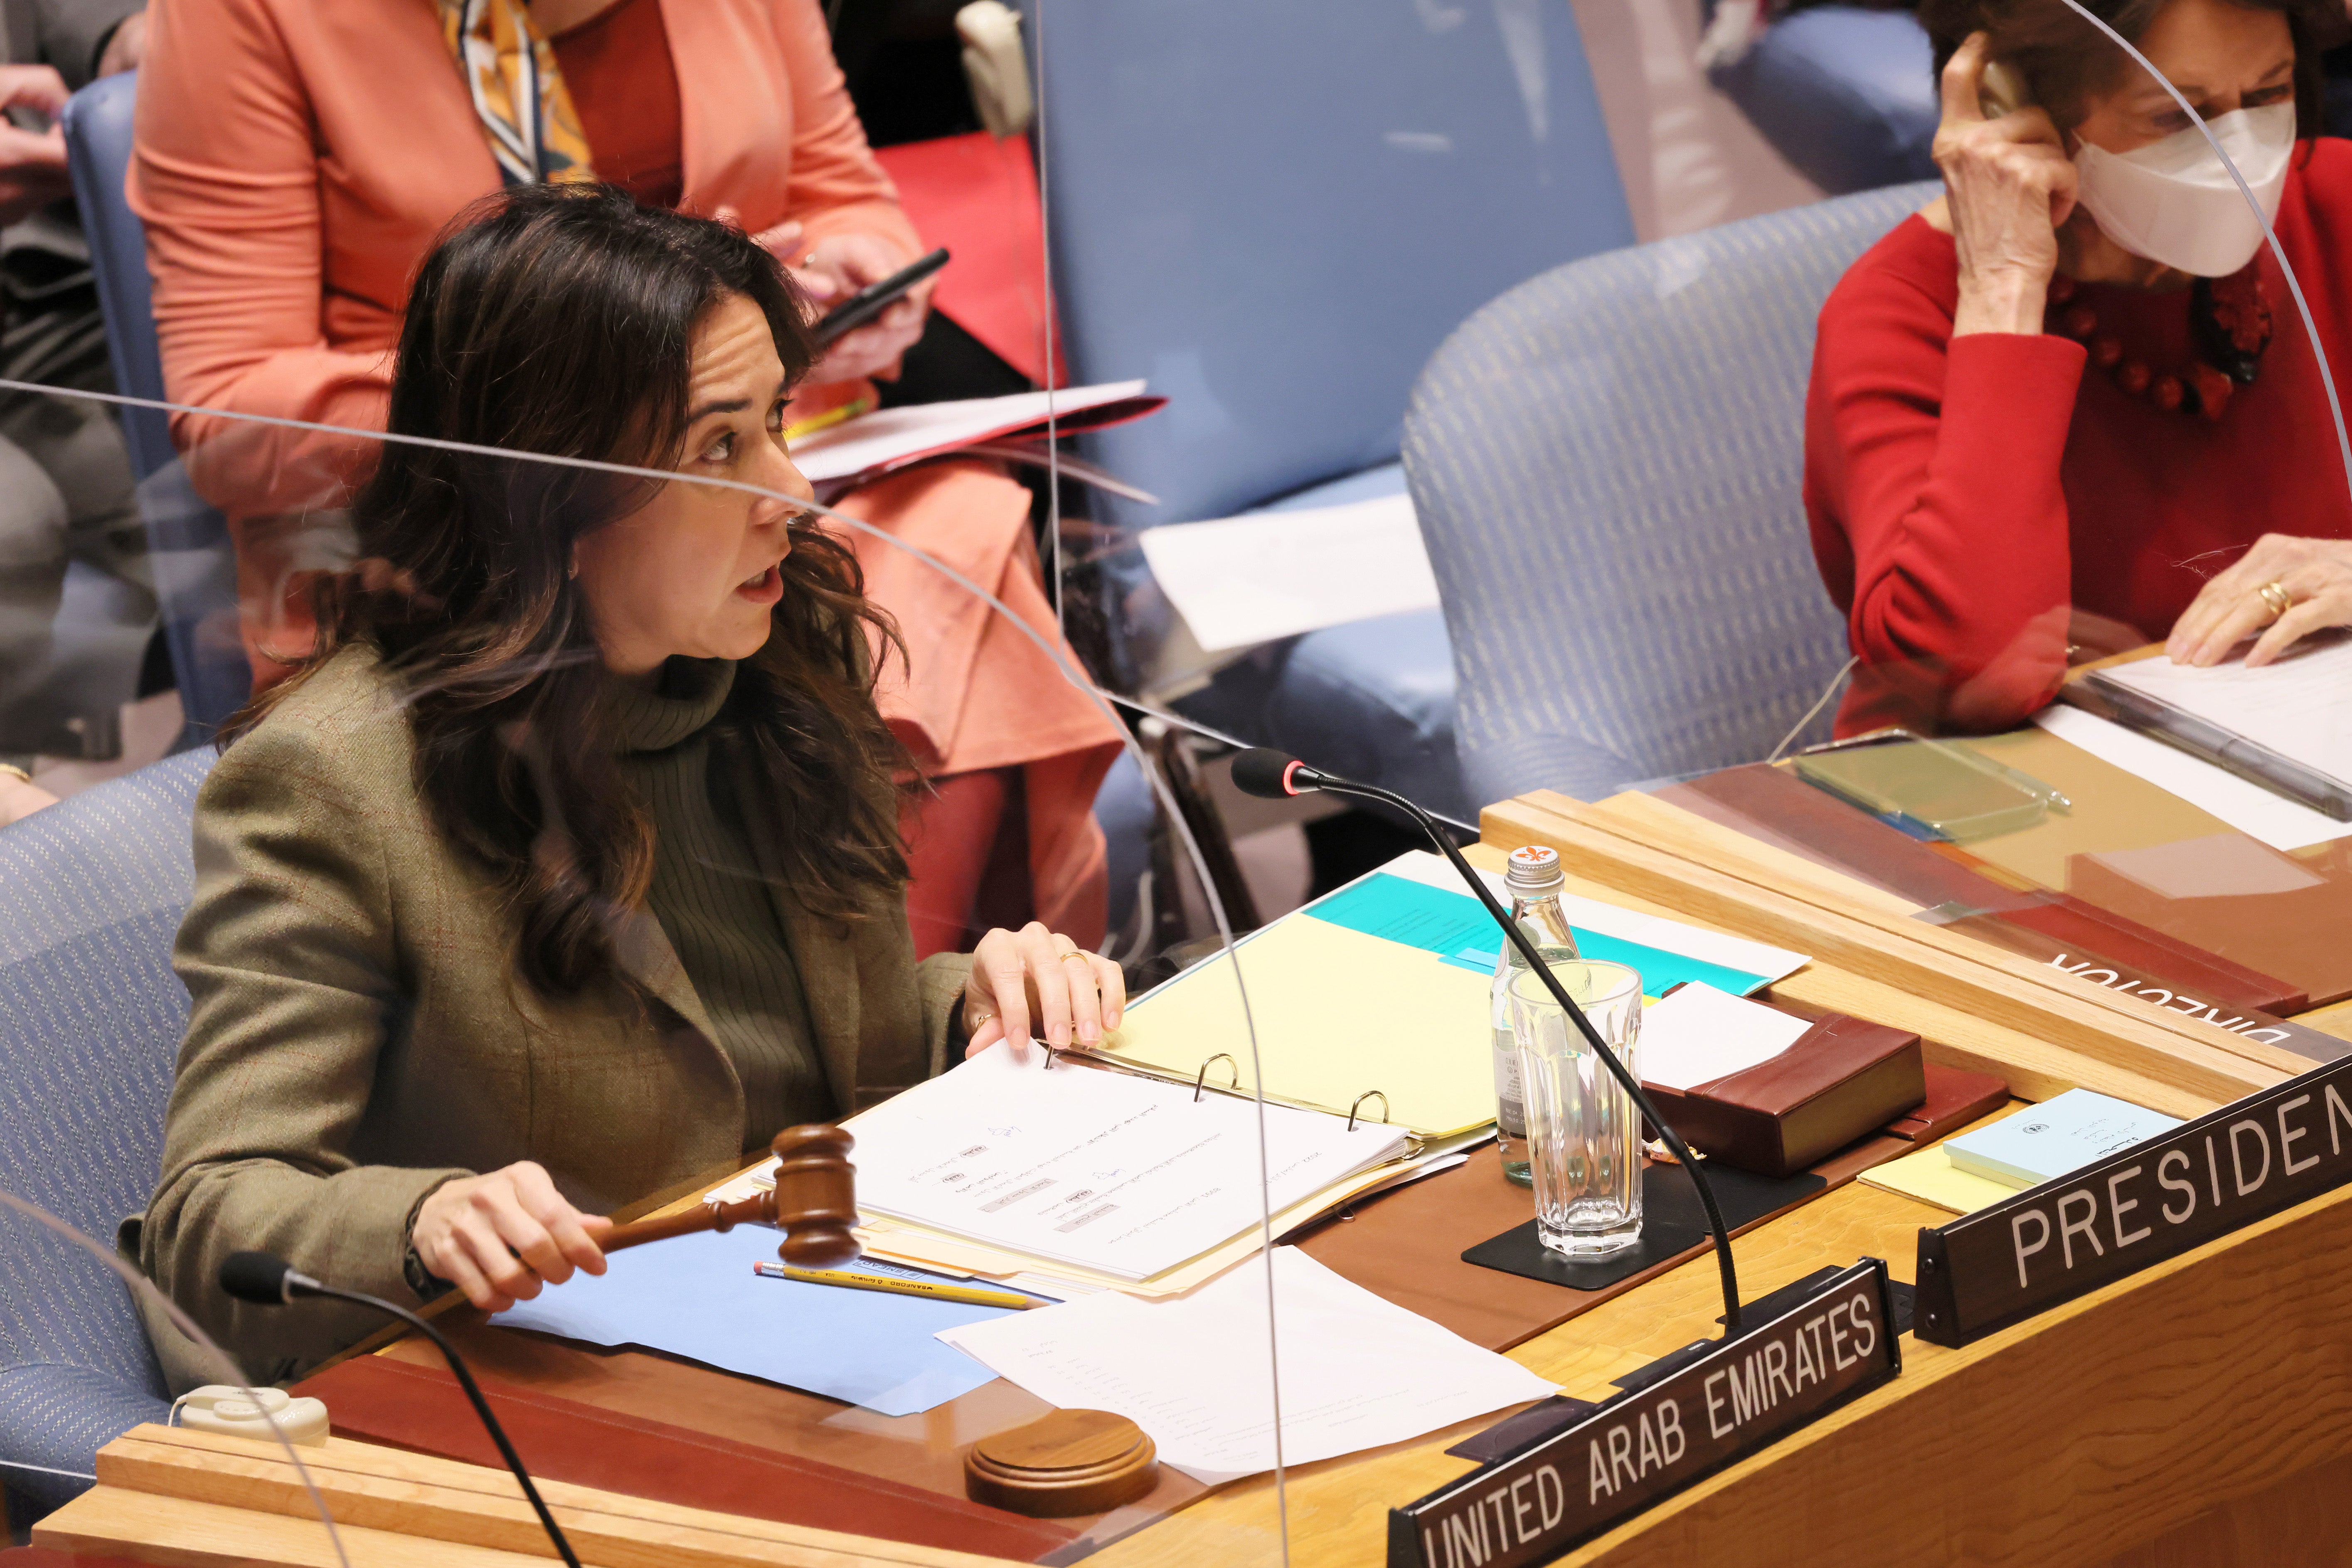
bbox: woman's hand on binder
[2168,534,2352,668]
[963,922,1127,1061]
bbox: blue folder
[493,1225,1039,1417]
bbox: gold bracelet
[0,763,32,785]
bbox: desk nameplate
[1388,1260,1900,1568]
[1914,1053,2352,1346]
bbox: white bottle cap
[1505,844,1563,893]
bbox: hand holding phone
[1936,32,2075,336]
[1976,59,2032,120]
[812,247,951,347]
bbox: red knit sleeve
[1804,244,2087,733]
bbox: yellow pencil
[780,396,873,444]
[751,1261,1043,1310]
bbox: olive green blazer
[133,647,970,1388]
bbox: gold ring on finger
[1059,950,1095,967]
[2258,580,2293,620]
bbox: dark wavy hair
[225,183,911,998]
[1918,0,2347,133]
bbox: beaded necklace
[2045,263,2273,421]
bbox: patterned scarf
[436,0,596,187]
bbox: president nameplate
[1388,1260,1900,1568]
[1914,1054,2352,1347]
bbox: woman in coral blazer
[129,0,1118,945]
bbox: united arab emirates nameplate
[1914,1053,2352,1347]
[1389,1260,1901,1567]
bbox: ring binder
[1193,1054,1239,1103]
[1055,1045,1461,1154]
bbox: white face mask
[2071,103,2297,278]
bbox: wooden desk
[1073,822,2352,1565]
[46,799,2352,1567]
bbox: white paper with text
[848,1044,1409,1280]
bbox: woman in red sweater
[1805,0,2352,735]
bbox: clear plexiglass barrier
[10,2,2352,1561]
[1,385,1303,1562]
[1020,1,2352,1556]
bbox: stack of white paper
[938,1247,1557,1481]
[1637,981,1815,1090]
[2035,704,2352,852]
[1136,491,1439,653]
[2099,639,2352,785]
[847,1043,1411,1281]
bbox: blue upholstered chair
[1706,4,1940,196]
[1034,0,1636,821]
[0,751,213,1521]
[1403,182,1934,812]
[62,71,253,747]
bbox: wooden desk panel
[2303,997,2352,1043]
[1483,793,2293,1113]
[374,1320,1217,1539]
[1086,1150,2352,1568]
[300,801,2348,1568]
[1564,1181,2352,1566]
[1951,728,2238,892]
[1953,727,2352,1007]
[2093,1449,2352,1568]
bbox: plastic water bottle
[1491,845,1581,1187]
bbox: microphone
[1230,748,1743,1332]
[220,1251,584,1568]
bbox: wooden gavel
[598,1123,860,1267]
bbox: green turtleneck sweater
[608,659,830,1146]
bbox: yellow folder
[1088,913,1498,1140]
[1857,1144,2019,1216]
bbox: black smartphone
[810,247,949,347]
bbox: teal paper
[1305,871,1494,956]
[1310,871,1768,997]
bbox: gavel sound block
[964,1409,1159,1517]
[598,1124,860,1266]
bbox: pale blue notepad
[1942,1089,2183,1191]
[490,1226,1034,1417]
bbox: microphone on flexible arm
[219,1251,584,1568]
[1229,748,1743,1333]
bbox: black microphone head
[219,1250,294,1305]
[1231,748,1306,799]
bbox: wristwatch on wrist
[402,1242,449,1302]
[401,1181,457,1301]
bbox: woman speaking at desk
[1806,0,2352,735]
[132,187,1123,1387]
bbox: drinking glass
[1508,960,1644,1258]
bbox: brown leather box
[1643,1014,1927,1179]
